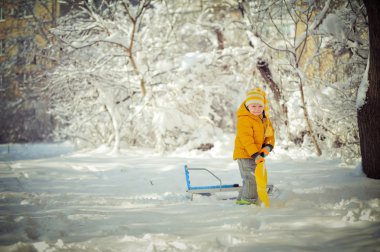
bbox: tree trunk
[256,58,291,139]
[358,0,380,179]
[97,87,120,154]
[215,27,224,50]
[123,1,148,97]
[299,77,322,156]
[256,58,282,102]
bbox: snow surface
[356,57,370,110]
[0,139,379,252]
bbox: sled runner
[184,165,276,201]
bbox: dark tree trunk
[256,58,288,122]
[256,58,292,143]
[256,58,281,102]
[215,28,224,50]
[359,0,380,179]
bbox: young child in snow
[233,87,275,205]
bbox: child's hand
[260,145,273,157]
[252,152,265,164]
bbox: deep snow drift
[0,139,379,252]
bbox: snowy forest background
[3,0,370,162]
[1,1,380,251]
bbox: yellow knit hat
[245,87,270,117]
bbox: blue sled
[184,164,274,200]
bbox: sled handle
[184,165,223,189]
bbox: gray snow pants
[237,158,258,202]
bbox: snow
[1,140,379,252]
[356,57,370,110]
[179,52,206,71]
[295,0,332,49]
[320,13,347,43]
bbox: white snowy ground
[0,137,379,252]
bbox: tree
[44,0,370,162]
[45,0,153,153]
[241,0,333,156]
[0,0,59,143]
[359,0,380,179]
[240,0,367,161]
[45,0,254,152]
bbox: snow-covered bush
[44,0,367,163]
[45,0,256,152]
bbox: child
[233,87,275,205]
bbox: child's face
[247,103,264,116]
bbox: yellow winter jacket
[233,102,275,160]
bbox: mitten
[252,152,265,164]
[260,145,273,157]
